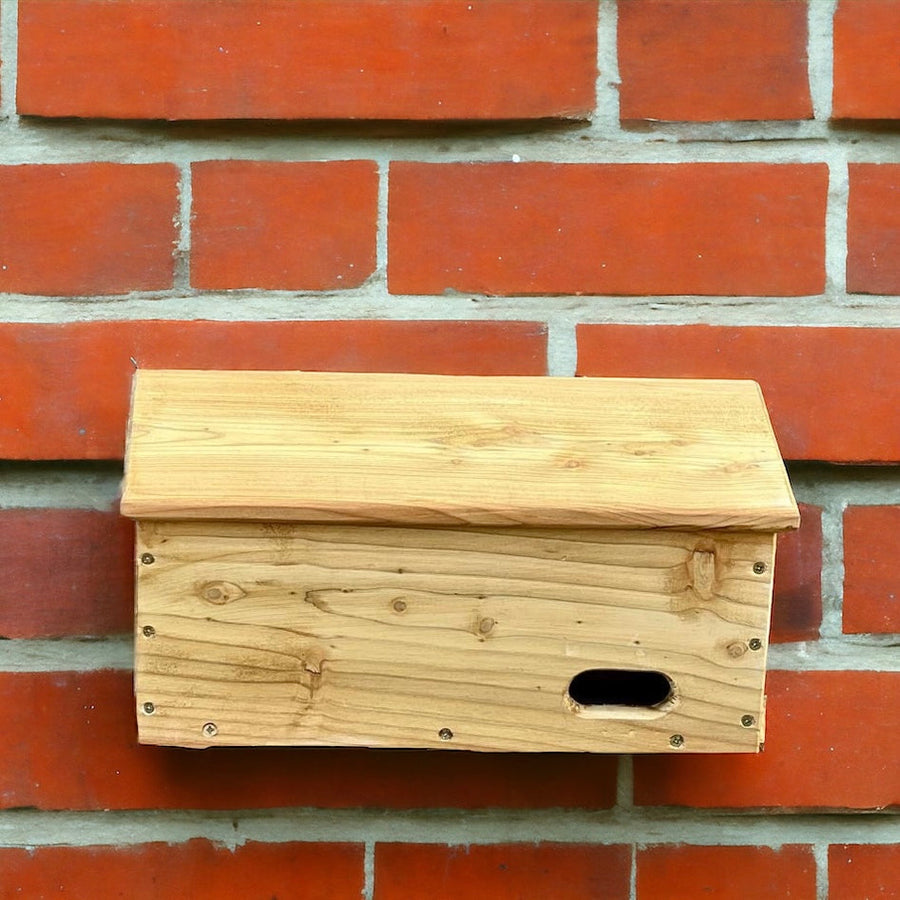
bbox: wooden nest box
[122,371,798,753]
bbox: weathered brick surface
[771,503,822,643]
[833,0,900,118]
[618,0,812,122]
[847,164,900,295]
[637,845,817,899]
[843,506,900,634]
[389,163,826,296]
[374,843,631,899]
[0,840,364,899]
[191,160,378,290]
[17,0,598,120]
[0,509,133,638]
[0,164,177,295]
[828,844,900,899]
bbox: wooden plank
[122,371,799,531]
[134,521,777,752]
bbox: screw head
[438,727,453,741]
[741,714,756,728]
[141,625,156,638]
[752,561,767,575]
[392,599,407,613]
[140,552,155,566]
[202,722,218,738]
[669,734,684,748]
[142,701,155,715]
[748,638,763,651]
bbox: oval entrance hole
[567,669,673,709]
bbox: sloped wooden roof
[122,370,798,531]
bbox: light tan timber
[122,371,799,531]
[135,521,777,752]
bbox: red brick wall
[1,1,897,897]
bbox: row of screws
[670,713,757,748]
[140,703,218,738]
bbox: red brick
[576,325,900,462]
[618,0,812,122]
[637,845,816,899]
[374,843,630,899]
[17,0,597,120]
[633,671,900,809]
[0,840,363,899]
[828,844,900,899]
[833,0,900,119]
[843,507,900,634]
[771,503,822,643]
[0,509,133,638]
[388,163,826,296]
[847,164,900,295]
[191,161,378,290]
[0,320,546,460]
[0,670,617,810]
[0,164,177,295]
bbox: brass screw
[141,625,156,638]
[752,561,767,575]
[202,722,218,738]
[748,638,763,651]
[741,714,756,728]
[140,552,155,565]
[669,734,684,748]
[142,701,155,715]
[438,727,453,741]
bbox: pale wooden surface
[122,371,799,531]
[135,521,776,752]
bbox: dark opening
[567,669,672,708]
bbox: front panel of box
[134,521,776,753]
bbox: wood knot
[392,598,408,613]
[198,581,246,605]
[476,616,495,637]
[688,550,716,601]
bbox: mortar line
[813,841,829,900]
[0,0,18,122]
[818,495,846,640]
[174,161,193,293]
[629,841,637,900]
[545,316,577,377]
[0,808,896,850]
[0,463,122,511]
[363,840,375,900]
[0,125,898,167]
[375,157,389,281]
[591,0,620,139]
[1,293,900,327]
[825,154,850,300]
[807,0,837,123]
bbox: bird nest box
[122,371,798,753]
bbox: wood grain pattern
[122,371,799,531]
[134,521,776,752]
